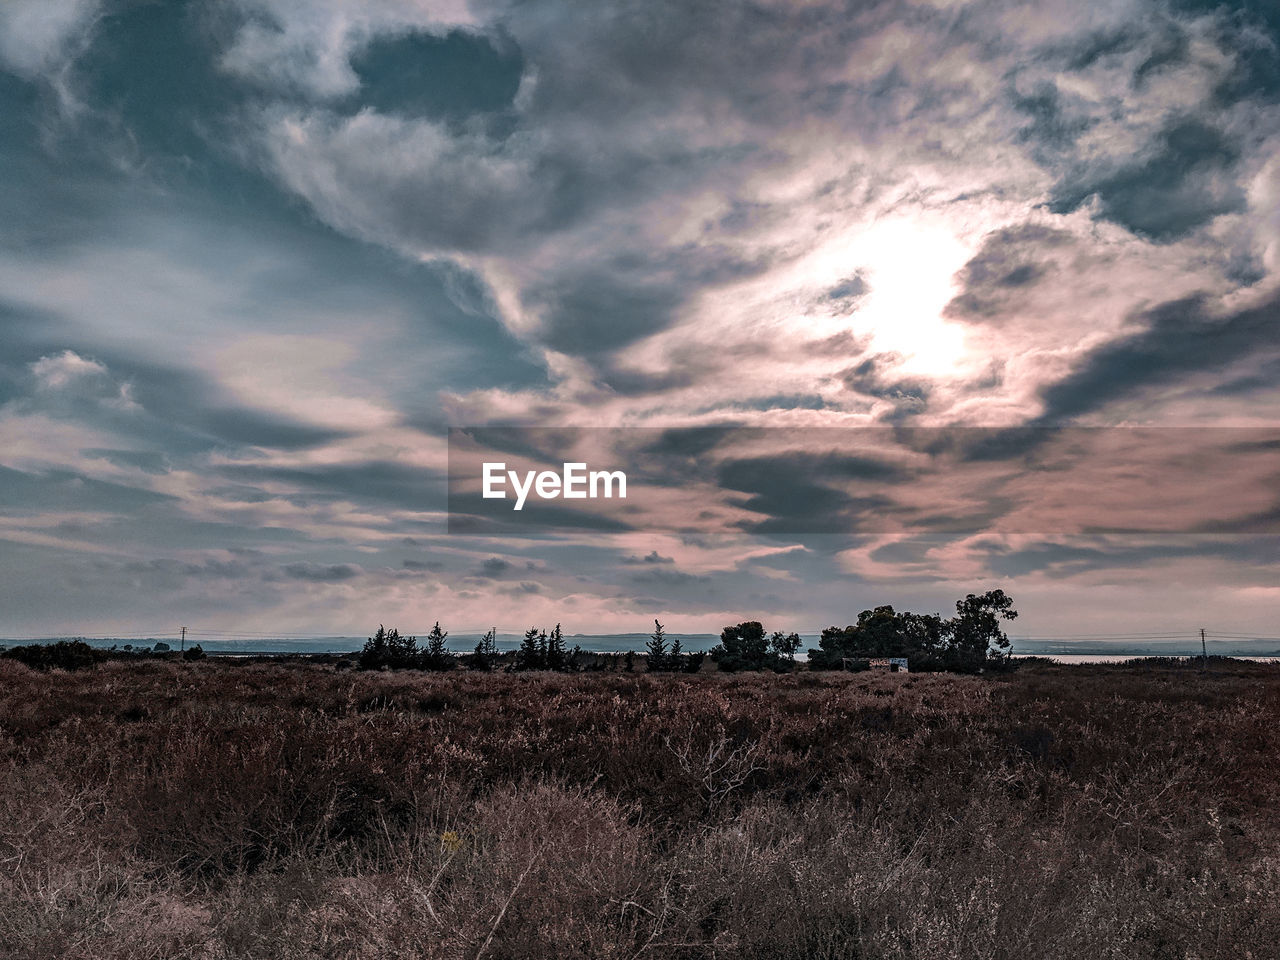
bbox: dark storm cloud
[1,346,349,455]
[528,272,685,356]
[978,535,1280,579]
[1048,119,1244,241]
[717,453,905,533]
[1039,291,1280,422]
[478,557,512,577]
[525,241,777,358]
[945,224,1072,321]
[1168,0,1280,104]
[841,358,931,416]
[1010,81,1095,157]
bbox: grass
[1,657,1278,958]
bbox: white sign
[482,462,627,511]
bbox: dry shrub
[1,660,1279,958]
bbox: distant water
[1012,653,1280,664]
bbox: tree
[424,621,450,670]
[646,619,669,671]
[807,591,1016,672]
[388,628,419,668]
[948,589,1018,672]
[359,625,419,670]
[517,627,544,670]
[769,631,802,663]
[546,623,566,671]
[710,621,772,671]
[359,624,391,670]
[471,628,498,671]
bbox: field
[2,658,1278,959]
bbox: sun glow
[845,218,971,376]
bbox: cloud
[478,556,511,577]
[280,561,363,582]
[0,0,100,79]
[31,349,106,389]
[1038,290,1280,422]
[219,0,481,98]
[3,0,1280,635]
[622,550,674,565]
[1049,118,1245,241]
[402,558,444,571]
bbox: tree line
[356,589,1018,674]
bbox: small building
[842,656,909,672]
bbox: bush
[2,639,102,671]
[358,625,420,670]
[710,622,800,671]
[3,662,1280,956]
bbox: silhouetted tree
[547,623,566,671]
[517,627,544,670]
[769,631,802,662]
[360,625,391,670]
[948,589,1018,672]
[711,621,773,671]
[807,591,1016,672]
[646,619,669,671]
[423,621,450,670]
[359,625,419,670]
[471,628,498,670]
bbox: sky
[1,0,1278,641]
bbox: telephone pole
[181,625,186,653]
[1200,627,1206,668]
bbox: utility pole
[1200,627,1206,668]
[181,625,186,653]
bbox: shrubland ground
[2,658,1278,959]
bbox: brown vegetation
[2,657,1279,958]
